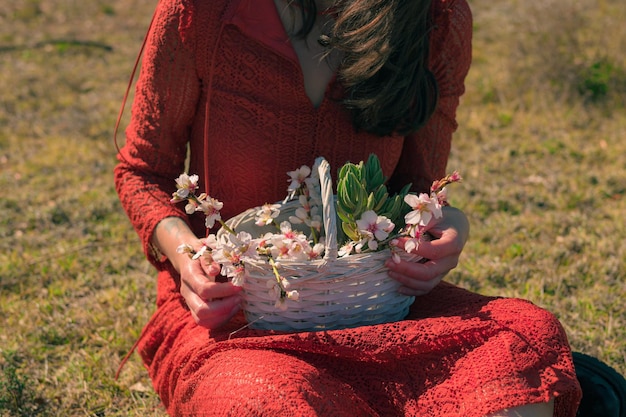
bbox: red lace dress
[114,0,582,415]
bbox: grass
[1,0,625,414]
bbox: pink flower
[306,242,325,260]
[356,210,395,251]
[197,195,223,228]
[403,237,420,254]
[436,187,449,206]
[448,171,462,183]
[286,165,312,199]
[403,193,442,227]
[255,203,281,226]
[338,241,356,257]
[171,173,199,201]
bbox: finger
[395,231,461,261]
[199,257,221,277]
[193,295,242,328]
[195,302,242,329]
[385,256,457,297]
[184,275,243,302]
[386,256,454,281]
[389,265,445,295]
[193,304,240,329]
[413,236,463,261]
[397,274,446,296]
[182,288,242,328]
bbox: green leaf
[364,154,386,192]
[341,221,360,242]
[336,208,355,224]
[372,185,389,212]
[337,180,356,211]
[366,192,376,211]
[348,172,368,213]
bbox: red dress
[114,0,582,415]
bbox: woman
[114,0,582,415]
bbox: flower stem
[219,219,236,235]
[268,257,287,298]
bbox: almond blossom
[430,171,462,194]
[255,203,281,226]
[268,222,313,261]
[266,268,300,309]
[338,241,356,257]
[403,193,442,228]
[197,195,224,228]
[289,197,322,229]
[171,173,199,201]
[355,210,395,251]
[403,237,421,254]
[306,241,325,260]
[286,165,312,199]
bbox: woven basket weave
[221,157,416,332]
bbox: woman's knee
[174,348,376,417]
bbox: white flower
[226,265,245,286]
[304,173,322,205]
[191,245,208,260]
[196,195,223,228]
[403,193,442,227]
[270,233,311,261]
[404,238,420,254]
[184,202,196,215]
[211,232,258,283]
[229,232,259,260]
[289,196,322,233]
[176,243,194,255]
[307,242,325,260]
[254,203,281,226]
[202,234,219,250]
[354,237,371,253]
[391,251,402,264]
[289,206,309,225]
[436,187,448,206]
[269,285,282,299]
[172,173,199,200]
[306,206,322,231]
[355,210,395,251]
[338,241,355,257]
[286,165,312,199]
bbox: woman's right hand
[178,252,243,329]
[153,217,243,329]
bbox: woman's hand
[385,206,470,296]
[153,217,243,329]
[178,249,243,329]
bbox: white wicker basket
[220,157,416,332]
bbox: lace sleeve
[114,0,200,268]
[388,0,472,193]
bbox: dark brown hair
[293,0,438,136]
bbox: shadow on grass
[0,39,113,53]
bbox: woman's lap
[139,273,581,416]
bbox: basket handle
[314,157,338,263]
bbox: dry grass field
[1,0,625,415]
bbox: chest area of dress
[196,25,405,177]
[209,26,344,114]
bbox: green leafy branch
[336,154,411,242]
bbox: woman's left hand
[385,206,470,296]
